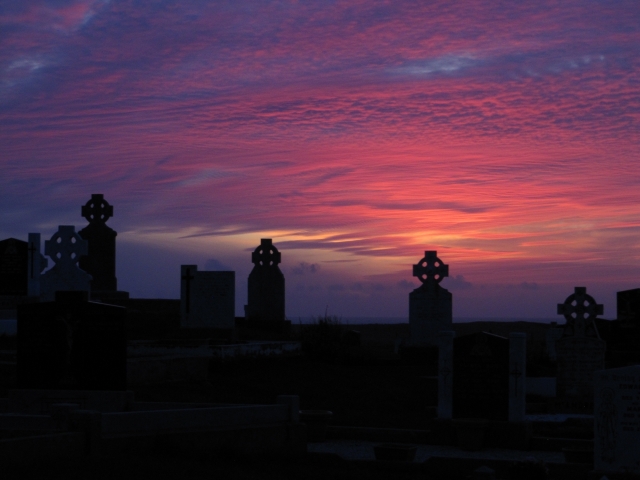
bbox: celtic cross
[413,250,448,285]
[82,194,113,224]
[252,239,281,267]
[557,287,603,336]
[44,226,88,267]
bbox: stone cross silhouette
[44,226,88,267]
[82,194,113,224]
[252,239,281,267]
[557,287,603,336]
[413,250,448,285]
[182,267,195,314]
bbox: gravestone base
[409,284,452,346]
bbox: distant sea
[296,317,559,325]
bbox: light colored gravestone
[39,226,91,302]
[509,332,527,422]
[594,365,640,475]
[245,239,285,322]
[437,330,455,419]
[409,251,452,346]
[555,287,606,410]
[181,265,235,329]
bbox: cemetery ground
[0,321,578,480]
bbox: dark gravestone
[17,291,126,390]
[452,332,509,421]
[409,251,452,346]
[78,194,118,294]
[0,238,28,296]
[555,287,606,411]
[617,288,640,325]
[245,239,285,322]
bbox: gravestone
[594,365,640,475]
[555,287,606,411]
[452,332,509,421]
[0,238,28,297]
[409,250,452,346]
[17,291,126,390]
[180,265,235,329]
[544,322,563,361]
[78,194,128,302]
[617,288,640,325]
[39,226,92,302]
[244,239,285,322]
[508,332,527,422]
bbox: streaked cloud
[0,0,639,317]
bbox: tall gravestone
[244,239,285,322]
[617,288,640,325]
[452,332,510,421]
[180,265,235,329]
[555,287,606,411]
[409,250,452,346]
[78,194,128,302]
[594,365,640,475]
[17,291,126,390]
[0,238,28,297]
[39,226,92,302]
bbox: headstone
[16,291,126,390]
[180,265,235,329]
[78,194,128,302]
[594,365,640,475]
[508,332,527,422]
[555,287,606,410]
[452,332,509,421]
[437,330,455,419]
[244,239,285,322]
[617,288,640,325]
[409,251,452,346]
[27,233,48,297]
[39,226,92,302]
[0,238,28,296]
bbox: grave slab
[180,265,235,329]
[452,332,509,421]
[594,365,640,475]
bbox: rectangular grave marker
[594,365,640,475]
[181,265,235,329]
[452,332,509,421]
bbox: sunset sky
[1,1,639,320]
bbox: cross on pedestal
[82,194,113,224]
[251,239,281,267]
[182,268,195,314]
[413,250,449,285]
[557,287,603,336]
